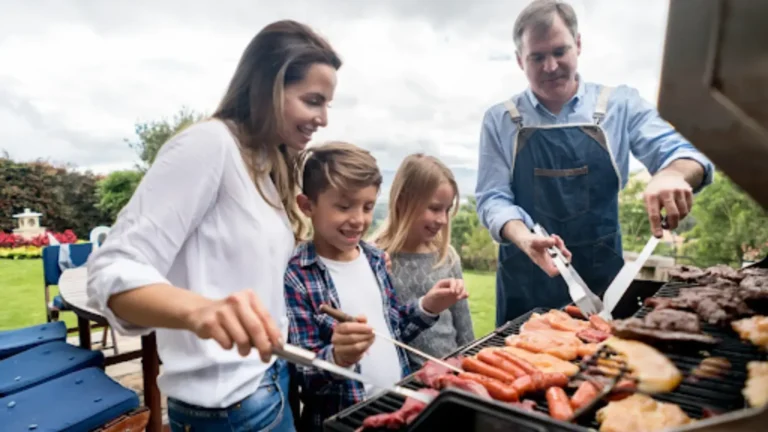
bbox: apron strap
[593,85,614,125]
[504,100,524,127]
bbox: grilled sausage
[546,387,574,421]
[493,350,539,375]
[570,380,600,410]
[564,305,585,319]
[459,372,520,402]
[477,351,527,378]
[462,357,517,383]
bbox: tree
[682,172,768,267]
[618,176,652,253]
[128,107,206,171]
[451,196,480,253]
[96,170,144,221]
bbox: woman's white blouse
[86,119,296,408]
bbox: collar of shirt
[295,240,385,270]
[524,73,587,118]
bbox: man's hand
[331,315,375,368]
[643,170,693,238]
[518,232,572,277]
[422,278,469,314]
[501,220,572,277]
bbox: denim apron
[495,86,625,326]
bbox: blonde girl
[372,153,474,369]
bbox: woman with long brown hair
[86,20,341,431]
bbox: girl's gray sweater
[389,249,475,370]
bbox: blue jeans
[167,360,296,432]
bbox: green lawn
[0,260,497,337]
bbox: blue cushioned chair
[0,321,66,360]
[0,341,104,396]
[42,243,93,322]
[0,367,140,432]
[42,243,118,353]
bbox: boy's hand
[331,315,375,367]
[422,278,469,315]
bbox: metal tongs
[271,343,435,404]
[533,224,604,317]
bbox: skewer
[319,304,464,374]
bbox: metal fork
[533,224,604,317]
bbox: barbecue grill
[324,256,767,432]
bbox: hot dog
[477,351,527,378]
[564,305,585,319]
[570,380,600,410]
[492,350,539,375]
[458,372,520,402]
[529,372,570,391]
[461,357,517,383]
[546,387,574,421]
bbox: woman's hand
[185,289,283,362]
[331,315,375,367]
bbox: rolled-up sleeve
[475,109,534,243]
[625,87,715,192]
[86,122,227,336]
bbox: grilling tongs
[533,224,604,317]
[271,343,435,404]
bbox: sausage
[564,305,585,319]
[458,373,520,402]
[588,315,613,334]
[605,379,636,401]
[462,357,517,383]
[546,387,574,421]
[511,374,535,394]
[493,350,539,375]
[570,380,600,410]
[477,351,527,378]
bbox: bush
[0,158,110,238]
[0,246,42,259]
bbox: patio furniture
[42,243,118,354]
[0,340,104,396]
[0,321,66,360]
[0,366,142,432]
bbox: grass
[0,260,497,337]
[0,259,77,331]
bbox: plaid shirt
[284,240,438,431]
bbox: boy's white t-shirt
[320,251,403,397]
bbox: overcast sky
[1,0,672,197]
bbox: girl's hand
[185,289,283,362]
[422,278,469,315]
[383,252,392,272]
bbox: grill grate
[323,285,767,432]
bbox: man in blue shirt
[475,0,715,325]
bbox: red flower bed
[0,230,78,248]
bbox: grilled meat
[732,315,768,350]
[601,337,683,394]
[360,389,438,429]
[595,394,693,432]
[611,309,720,345]
[669,264,744,284]
[743,361,768,408]
[413,357,464,388]
[644,286,755,326]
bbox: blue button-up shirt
[475,78,715,243]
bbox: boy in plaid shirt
[284,142,468,431]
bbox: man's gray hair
[513,0,579,53]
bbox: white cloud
[0,0,672,195]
